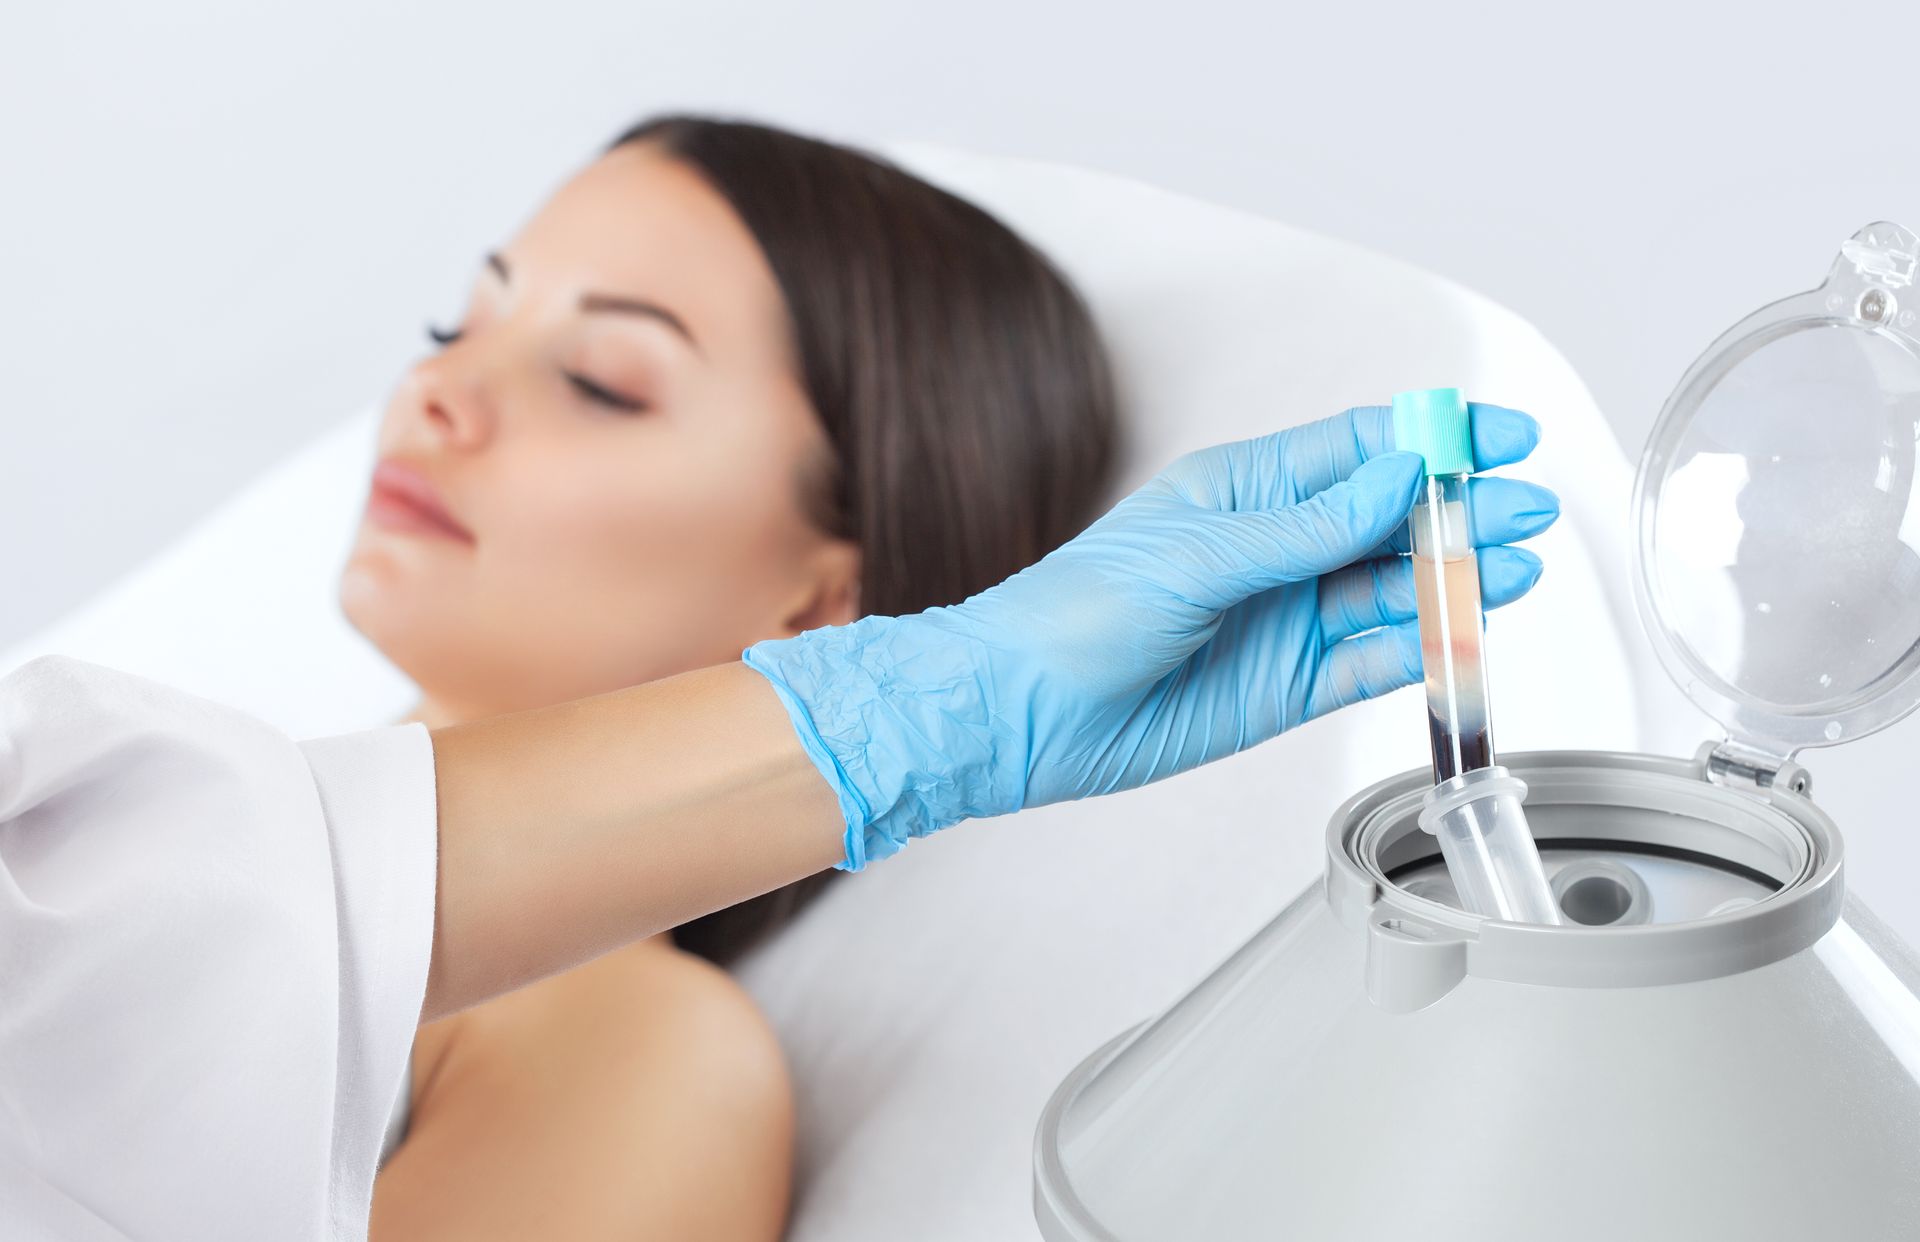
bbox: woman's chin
[339,554,438,671]
[338,557,507,721]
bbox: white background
[4,1,1917,939]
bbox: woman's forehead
[507,144,789,352]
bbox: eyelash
[426,324,649,415]
[567,373,650,414]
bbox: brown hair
[614,116,1118,964]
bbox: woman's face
[340,142,859,721]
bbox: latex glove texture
[745,404,1557,868]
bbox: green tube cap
[1392,388,1475,476]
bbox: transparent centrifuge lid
[1633,220,1920,760]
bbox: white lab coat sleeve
[0,656,437,1242]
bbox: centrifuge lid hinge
[1698,738,1812,798]
[1841,227,1917,289]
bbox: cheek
[483,435,811,634]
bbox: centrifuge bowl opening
[1349,754,1825,930]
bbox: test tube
[1393,388,1561,925]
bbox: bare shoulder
[376,938,792,1242]
[552,936,794,1124]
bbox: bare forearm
[422,661,842,1019]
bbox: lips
[366,460,475,544]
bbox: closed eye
[567,373,649,414]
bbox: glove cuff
[743,612,1025,870]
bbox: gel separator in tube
[1395,388,1560,925]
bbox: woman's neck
[401,697,466,730]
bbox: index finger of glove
[1150,403,1542,512]
[1285,402,1544,497]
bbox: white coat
[0,656,437,1241]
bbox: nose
[406,347,497,450]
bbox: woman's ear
[779,540,862,636]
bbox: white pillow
[0,146,1676,1240]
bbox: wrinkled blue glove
[745,404,1558,869]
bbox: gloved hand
[745,404,1557,869]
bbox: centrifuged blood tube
[1409,472,1492,783]
[1393,388,1560,925]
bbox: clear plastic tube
[1418,767,1561,924]
[1408,472,1561,925]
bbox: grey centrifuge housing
[1033,222,1920,1241]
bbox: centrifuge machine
[1033,222,1920,1240]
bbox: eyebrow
[484,251,701,354]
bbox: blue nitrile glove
[745,404,1557,869]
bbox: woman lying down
[349,114,1119,1238]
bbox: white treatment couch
[0,146,1683,1240]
